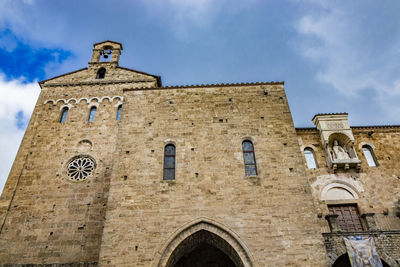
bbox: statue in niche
[332,140,350,160]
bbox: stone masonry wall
[297,127,400,230]
[297,127,400,263]
[323,231,400,266]
[98,83,329,266]
[0,64,157,265]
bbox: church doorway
[166,230,244,267]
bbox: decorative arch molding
[88,97,101,103]
[163,139,177,146]
[310,174,364,201]
[300,144,319,152]
[43,96,124,105]
[88,102,99,109]
[153,217,254,267]
[327,132,354,146]
[111,96,123,102]
[59,103,73,110]
[44,99,55,104]
[320,181,360,200]
[56,99,67,105]
[114,100,123,107]
[358,142,376,150]
[241,136,258,145]
[66,98,78,104]
[78,97,90,103]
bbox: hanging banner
[343,236,382,267]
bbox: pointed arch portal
[167,230,239,267]
[156,219,253,267]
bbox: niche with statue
[312,113,361,173]
[326,133,361,172]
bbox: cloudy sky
[0,0,399,193]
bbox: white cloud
[0,74,40,194]
[139,0,231,38]
[145,0,218,23]
[295,3,400,120]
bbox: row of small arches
[60,105,122,123]
[303,145,378,169]
[163,140,257,180]
[44,95,123,105]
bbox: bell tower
[90,40,123,65]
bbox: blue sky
[0,0,399,193]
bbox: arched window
[96,67,106,79]
[362,145,377,167]
[59,107,68,123]
[304,147,318,169]
[88,106,97,122]
[242,140,257,176]
[116,105,122,121]
[163,144,176,180]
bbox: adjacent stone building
[0,41,399,266]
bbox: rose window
[66,156,96,181]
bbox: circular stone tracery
[66,156,96,181]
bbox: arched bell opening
[332,253,391,267]
[166,230,243,267]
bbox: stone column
[361,213,378,231]
[325,214,340,233]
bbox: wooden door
[328,204,363,232]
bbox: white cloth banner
[343,236,382,267]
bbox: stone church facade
[0,41,399,266]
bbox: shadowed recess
[166,230,243,267]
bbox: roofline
[116,66,162,87]
[351,125,400,129]
[295,125,400,131]
[93,40,123,49]
[39,68,88,85]
[39,66,162,87]
[295,127,317,131]
[123,81,284,92]
[311,112,348,121]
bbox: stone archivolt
[154,218,254,267]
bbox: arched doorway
[167,230,241,267]
[333,254,391,267]
[156,219,253,267]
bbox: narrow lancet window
[116,105,122,121]
[242,140,257,176]
[60,107,68,124]
[163,144,176,180]
[304,148,318,169]
[96,67,106,79]
[362,145,377,167]
[88,107,97,122]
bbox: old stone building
[0,41,399,266]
